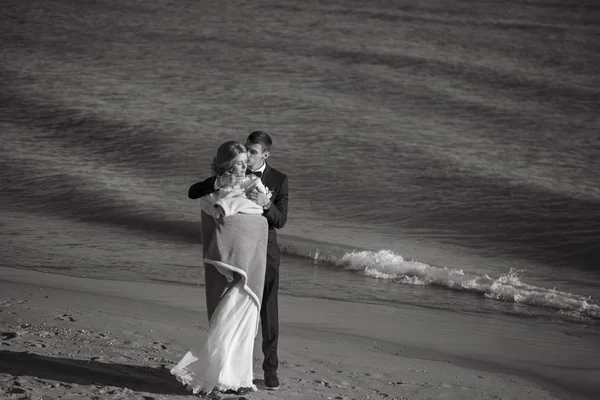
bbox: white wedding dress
[170,281,259,394]
[171,189,268,395]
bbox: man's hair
[246,130,273,152]
[211,140,246,175]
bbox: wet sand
[1,267,594,400]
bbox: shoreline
[1,266,596,400]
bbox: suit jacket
[189,163,289,269]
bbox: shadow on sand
[0,350,190,396]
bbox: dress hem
[170,367,257,395]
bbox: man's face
[246,143,269,170]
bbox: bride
[171,141,270,396]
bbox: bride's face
[229,152,248,176]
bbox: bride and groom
[171,131,289,396]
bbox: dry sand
[0,267,566,400]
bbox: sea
[2,0,600,386]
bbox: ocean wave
[0,81,180,175]
[336,250,599,320]
[282,243,600,320]
[0,153,202,245]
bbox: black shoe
[264,372,280,390]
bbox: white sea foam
[335,250,600,320]
[337,249,465,284]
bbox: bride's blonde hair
[211,141,247,175]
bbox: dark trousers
[261,237,280,375]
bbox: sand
[0,267,576,400]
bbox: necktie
[246,169,262,178]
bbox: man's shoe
[264,372,280,390]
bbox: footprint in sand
[0,299,29,308]
[315,379,331,388]
[375,389,407,399]
[152,343,167,350]
[1,331,17,340]
[56,314,76,322]
[6,387,27,395]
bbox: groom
[188,131,289,390]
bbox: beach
[1,266,590,400]
[2,1,600,398]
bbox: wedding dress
[170,281,259,394]
[171,187,268,395]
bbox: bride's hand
[218,172,243,188]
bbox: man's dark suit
[188,163,289,376]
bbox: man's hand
[248,189,270,207]
[217,172,244,188]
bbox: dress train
[170,281,259,394]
